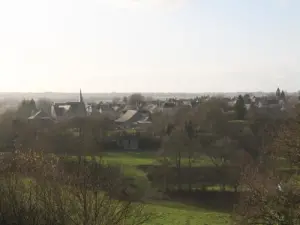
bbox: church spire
[79,89,84,103]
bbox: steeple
[79,89,84,103]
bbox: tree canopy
[36,98,53,115]
[234,95,246,120]
[128,93,145,106]
[16,99,37,119]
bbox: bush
[0,151,155,225]
[138,136,161,150]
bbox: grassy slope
[67,151,231,225]
[102,151,231,225]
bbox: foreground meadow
[66,151,231,225]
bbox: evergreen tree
[276,87,281,97]
[17,99,37,118]
[36,98,53,115]
[29,99,37,111]
[280,90,286,100]
[243,94,251,104]
[234,95,246,120]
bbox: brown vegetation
[0,93,299,224]
[0,150,154,225]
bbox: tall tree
[16,99,37,119]
[184,120,196,192]
[36,98,53,115]
[243,94,251,104]
[234,95,246,120]
[234,116,300,225]
[163,129,189,190]
[280,90,286,100]
[128,93,145,106]
[276,87,281,98]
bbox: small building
[115,110,151,129]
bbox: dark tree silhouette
[234,95,246,120]
[16,99,37,118]
[128,93,145,106]
[276,87,281,97]
[280,90,286,100]
[36,98,53,115]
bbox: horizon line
[0,90,296,94]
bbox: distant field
[66,151,214,167]
[101,151,214,167]
[102,152,158,166]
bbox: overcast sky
[0,0,299,93]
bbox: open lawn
[100,151,214,167]
[100,152,231,224]
[67,151,215,173]
[64,151,232,224]
[145,201,230,225]
[102,152,158,166]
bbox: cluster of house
[28,88,300,125]
[226,88,300,120]
[26,90,195,150]
[26,88,299,150]
[27,90,196,128]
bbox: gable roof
[52,102,87,119]
[28,110,53,120]
[115,110,138,123]
[135,116,152,124]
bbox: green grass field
[65,151,231,225]
[102,152,231,225]
[145,202,230,225]
[102,152,158,166]
[101,151,214,167]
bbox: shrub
[0,150,155,225]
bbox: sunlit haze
[0,0,299,93]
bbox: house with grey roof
[98,102,119,119]
[115,109,151,129]
[28,109,55,127]
[141,103,160,114]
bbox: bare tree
[203,136,243,191]
[234,161,300,225]
[162,128,190,190]
[234,116,300,225]
[0,150,155,225]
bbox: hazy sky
[0,0,299,93]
